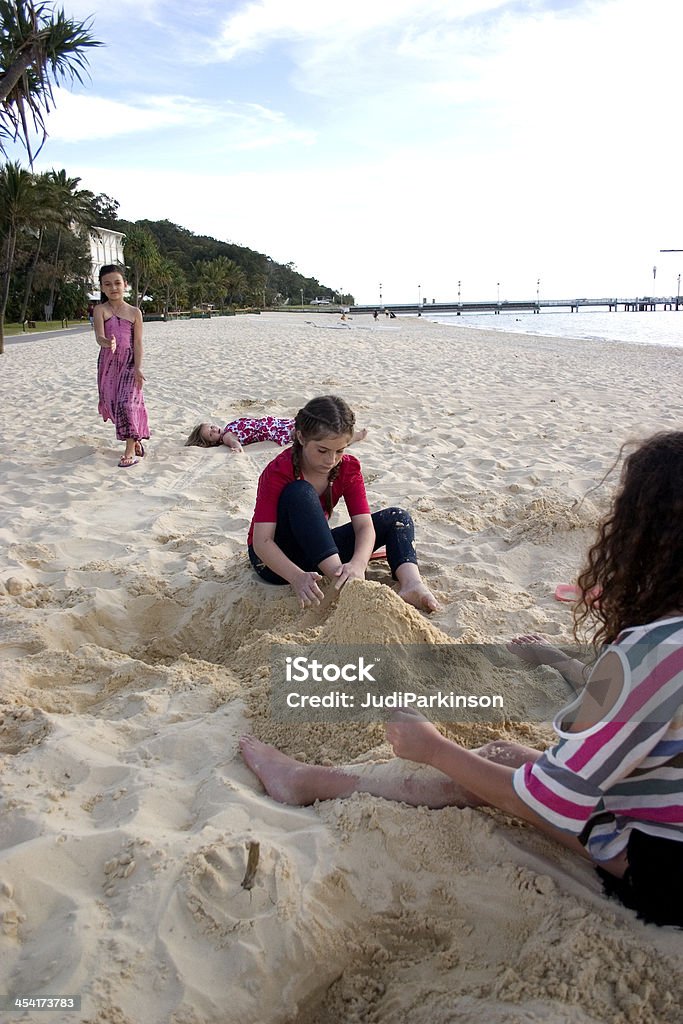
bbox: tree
[148,255,186,315]
[0,159,49,351]
[0,0,102,163]
[37,168,96,316]
[124,225,160,307]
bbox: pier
[351,296,682,315]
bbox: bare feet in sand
[397,582,440,614]
[239,736,357,805]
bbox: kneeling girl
[247,395,438,612]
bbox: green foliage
[0,0,102,163]
[118,218,353,308]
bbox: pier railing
[351,296,681,315]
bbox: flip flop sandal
[135,442,145,457]
[118,456,139,468]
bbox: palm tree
[41,168,97,317]
[195,255,241,309]
[0,159,49,351]
[124,225,160,307]
[0,0,102,163]
[149,256,186,316]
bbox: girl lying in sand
[242,430,683,927]
[246,394,439,613]
[185,416,367,451]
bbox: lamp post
[300,288,304,310]
[677,273,681,312]
[418,283,421,309]
[379,282,383,308]
[497,281,500,303]
[458,280,461,303]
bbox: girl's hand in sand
[385,709,445,766]
[134,368,145,389]
[292,570,324,608]
[333,560,367,590]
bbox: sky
[18,0,683,304]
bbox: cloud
[212,0,506,61]
[44,88,314,149]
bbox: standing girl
[94,264,150,468]
[247,394,439,612]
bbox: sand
[1,312,682,1024]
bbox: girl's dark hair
[98,264,126,304]
[292,395,356,515]
[574,431,683,647]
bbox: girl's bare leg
[239,736,539,809]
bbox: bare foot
[506,634,569,667]
[351,427,368,444]
[222,431,243,452]
[239,736,358,805]
[398,582,440,614]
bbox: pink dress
[97,315,150,442]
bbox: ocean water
[424,309,683,349]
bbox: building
[88,226,126,298]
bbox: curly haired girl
[242,431,683,926]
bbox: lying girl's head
[576,430,683,645]
[99,264,127,305]
[185,423,222,447]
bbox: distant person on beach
[94,265,149,468]
[373,310,379,320]
[247,394,439,613]
[185,417,367,451]
[242,431,683,927]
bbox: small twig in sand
[241,841,260,891]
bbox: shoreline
[1,311,681,1023]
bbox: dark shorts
[596,829,683,927]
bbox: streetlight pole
[379,282,383,308]
[497,281,500,303]
[677,273,681,312]
[300,288,304,310]
[418,283,421,309]
[458,280,461,303]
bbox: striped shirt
[513,616,683,861]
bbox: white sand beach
[1,312,682,1023]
